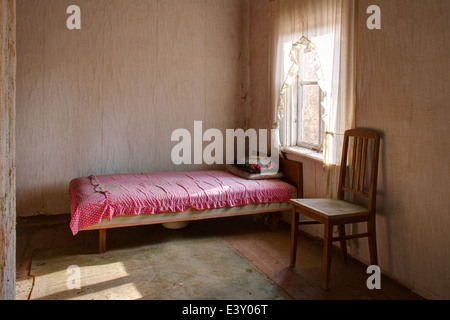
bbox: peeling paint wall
[0,0,16,300]
[16,0,250,216]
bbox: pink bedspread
[69,170,295,235]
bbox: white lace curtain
[269,0,357,197]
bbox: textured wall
[16,0,249,216]
[356,0,450,299]
[248,0,270,131]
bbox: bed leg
[271,212,280,232]
[98,229,106,254]
[81,231,86,245]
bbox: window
[271,0,357,196]
[279,36,328,153]
[295,48,323,151]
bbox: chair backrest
[338,129,380,213]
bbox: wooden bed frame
[79,157,302,253]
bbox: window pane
[302,85,320,146]
[302,50,320,81]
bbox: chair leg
[323,222,333,290]
[368,219,378,265]
[290,207,299,267]
[338,224,348,262]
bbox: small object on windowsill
[281,146,324,162]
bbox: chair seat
[290,199,369,219]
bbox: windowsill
[281,146,324,163]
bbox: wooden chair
[290,129,381,290]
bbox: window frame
[294,48,324,152]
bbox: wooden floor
[16,214,423,300]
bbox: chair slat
[360,138,368,192]
[349,137,358,189]
[341,186,369,198]
[354,137,363,191]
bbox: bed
[69,158,302,253]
